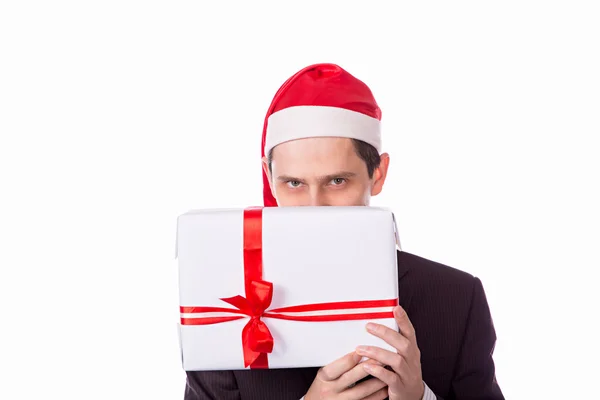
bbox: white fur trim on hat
[264,105,381,155]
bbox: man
[184,63,504,399]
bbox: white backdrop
[1,1,599,399]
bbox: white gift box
[175,206,401,371]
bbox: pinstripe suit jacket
[183,251,504,400]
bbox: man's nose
[308,189,330,206]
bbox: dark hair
[267,139,381,178]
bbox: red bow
[220,280,274,367]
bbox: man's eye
[287,181,302,188]
[331,178,346,185]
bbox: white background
[1,1,599,399]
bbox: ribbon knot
[220,280,274,367]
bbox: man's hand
[355,306,425,400]
[304,351,389,400]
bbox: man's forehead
[271,137,356,158]
[270,140,366,178]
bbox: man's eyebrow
[316,171,357,181]
[276,172,357,182]
[276,175,303,182]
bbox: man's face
[263,137,390,206]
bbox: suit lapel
[397,250,409,281]
[396,250,414,313]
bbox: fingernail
[356,346,369,354]
[366,323,378,332]
[352,352,362,362]
[363,363,373,372]
[395,306,404,317]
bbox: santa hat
[261,63,382,207]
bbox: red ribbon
[180,207,398,369]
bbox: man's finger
[394,306,416,342]
[318,352,362,381]
[356,346,408,374]
[336,359,383,390]
[360,387,389,400]
[362,363,404,392]
[342,376,387,400]
[366,322,411,354]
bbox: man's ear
[262,156,275,195]
[371,153,390,196]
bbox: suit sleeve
[451,277,504,399]
[184,370,241,400]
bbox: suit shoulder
[397,250,477,287]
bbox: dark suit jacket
[184,251,504,399]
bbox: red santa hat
[261,63,382,207]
